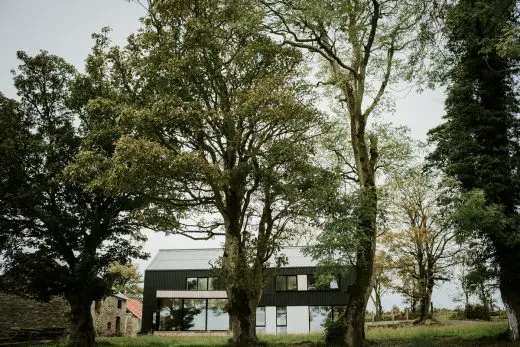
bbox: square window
[275,276,286,291]
[187,278,198,290]
[198,277,208,291]
[287,276,297,290]
[208,277,223,290]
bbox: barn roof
[146,246,316,270]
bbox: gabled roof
[146,246,316,271]
[125,298,142,320]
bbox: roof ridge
[157,246,305,252]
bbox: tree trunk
[340,187,377,347]
[374,290,383,321]
[417,293,431,322]
[500,274,520,340]
[417,280,433,323]
[68,295,95,347]
[223,231,261,346]
[228,287,259,346]
[494,241,520,340]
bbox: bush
[324,318,344,345]
[463,304,491,320]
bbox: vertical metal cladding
[141,266,355,333]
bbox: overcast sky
[1,0,479,310]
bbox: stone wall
[0,292,69,339]
[91,296,141,336]
[0,292,140,341]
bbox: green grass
[367,321,508,341]
[29,321,512,347]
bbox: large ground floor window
[155,298,229,331]
[309,306,346,332]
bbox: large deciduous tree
[428,0,520,339]
[383,168,457,323]
[260,1,439,345]
[74,1,334,345]
[371,251,393,321]
[0,51,147,347]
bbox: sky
[0,0,481,310]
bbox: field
[27,320,519,347]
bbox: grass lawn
[30,321,515,347]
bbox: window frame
[307,274,340,291]
[256,306,266,328]
[155,297,230,331]
[276,306,287,335]
[275,275,298,291]
[186,277,221,291]
[308,305,345,332]
[186,277,198,291]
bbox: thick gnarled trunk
[416,275,434,323]
[68,295,95,347]
[228,288,260,346]
[341,186,377,347]
[340,253,374,346]
[499,270,520,340]
[417,290,432,322]
[223,231,263,346]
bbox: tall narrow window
[256,307,266,334]
[276,306,287,334]
[197,277,208,291]
[117,299,122,309]
[115,316,121,333]
[207,299,229,330]
[184,299,206,330]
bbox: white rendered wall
[297,275,307,291]
[287,306,310,334]
[265,306,277,335]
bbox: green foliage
[324,318,345,345]
[463,304,491,321]
[67,1,337,343]
[105,261,143,297]
[427,0,520,335]
[0,50,147,314]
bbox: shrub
[324,318,344,345]
[464,304,491,320]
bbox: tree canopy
[428,0,520,339]
[0,51,147,347]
